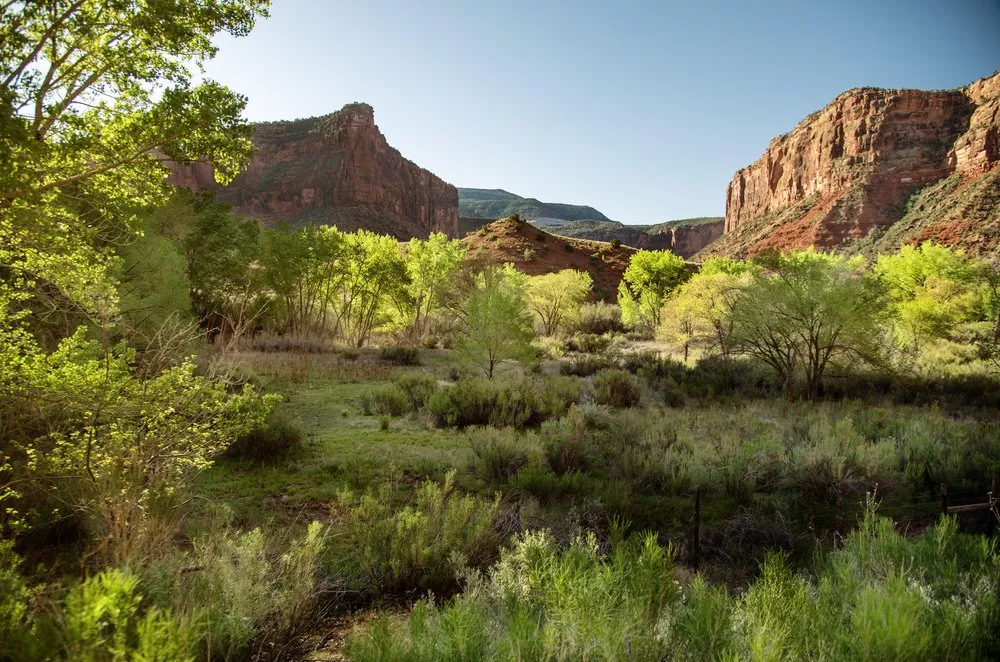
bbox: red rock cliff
[169,103,459,239]
[711,72,1000,257]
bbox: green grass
[195,370,470,527]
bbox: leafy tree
[729,249,890,400]
[658,257,759,360]
[453,265,536,379]
[617,250,689,333]
[0,1,271,548]
[0,0,269,318]
[527,269,593,336]
[261,224,345,337]
[405,232,465,340]
[874,242,982,350]
[183,194,266,340]
[337,230,410,347]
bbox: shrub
[223,409,303,463]
[611,238,622,248]
[563,242,574,252]
[523,247,537,262]
[575,302,625,335]
[560,352,619,377]
[427,376,582,429]
[468,427,535,484]
[337,471,502,596]
[361,383,411,417]
[394,372,438,410]
[377,345,421,365]
[592,369,642,408]
[346,510,1000,661]
[345,530,679,661]
[142,521,328,660]
[565,332,612,354]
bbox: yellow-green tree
[527,269,593,336]
[874,242,983,351]
[658,257,758,360]
[729,250,890,400]
[454,265,536,379]
[405,232,466,340]
[617,250,689,334]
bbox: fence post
[692,487,701,571]
[940,484,949,515]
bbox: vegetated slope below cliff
[169,103,459,239]
[701,71,1000,259]
[458,188,611,228]
[461,216,637,301]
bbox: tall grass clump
[361,383,412,417]
[337,471,503,596]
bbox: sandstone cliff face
[169,103,459,239]
[637,221,725,257]
[710,72,1000,257]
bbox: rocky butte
[705,71,1000,258]
[168,103,459,239]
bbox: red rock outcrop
[709,72,1000,257]
[168,103,459,239]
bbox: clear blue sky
[205,0,1000,224]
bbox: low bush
[394,372,438,410]
[591,369,642,408]
[223,409,303,463]
[428,376,582,429]
[361,383,412,417]
[468,427,536,484]
[560,352,619,377]
[1,523,328,661]
[377,345,421,365]
[337,471,502,596]
[574,302,625,335]
[565,332,612,354]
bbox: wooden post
[692,487,701,571]
[940,484,949,515]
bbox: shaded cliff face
[514,218,724,257]
[708,72,1000,258]
[169,103,459,239]
[635,221,724,257]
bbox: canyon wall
[710,71,1000,257]
[169,103,459,239]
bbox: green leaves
[0,0,267,316]
[618,249,689,332]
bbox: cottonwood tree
[0,0,273,550]
[874,242,983,351]
[617,250,689,333]
[527,269,593,336]
[405,232,465,340]
[729,249,890,401]
[453,265,536,379]
[658,257,759,360]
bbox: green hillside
[458,187,611,223]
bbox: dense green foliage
[618,249,690,332]
[346,511,1000,661]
